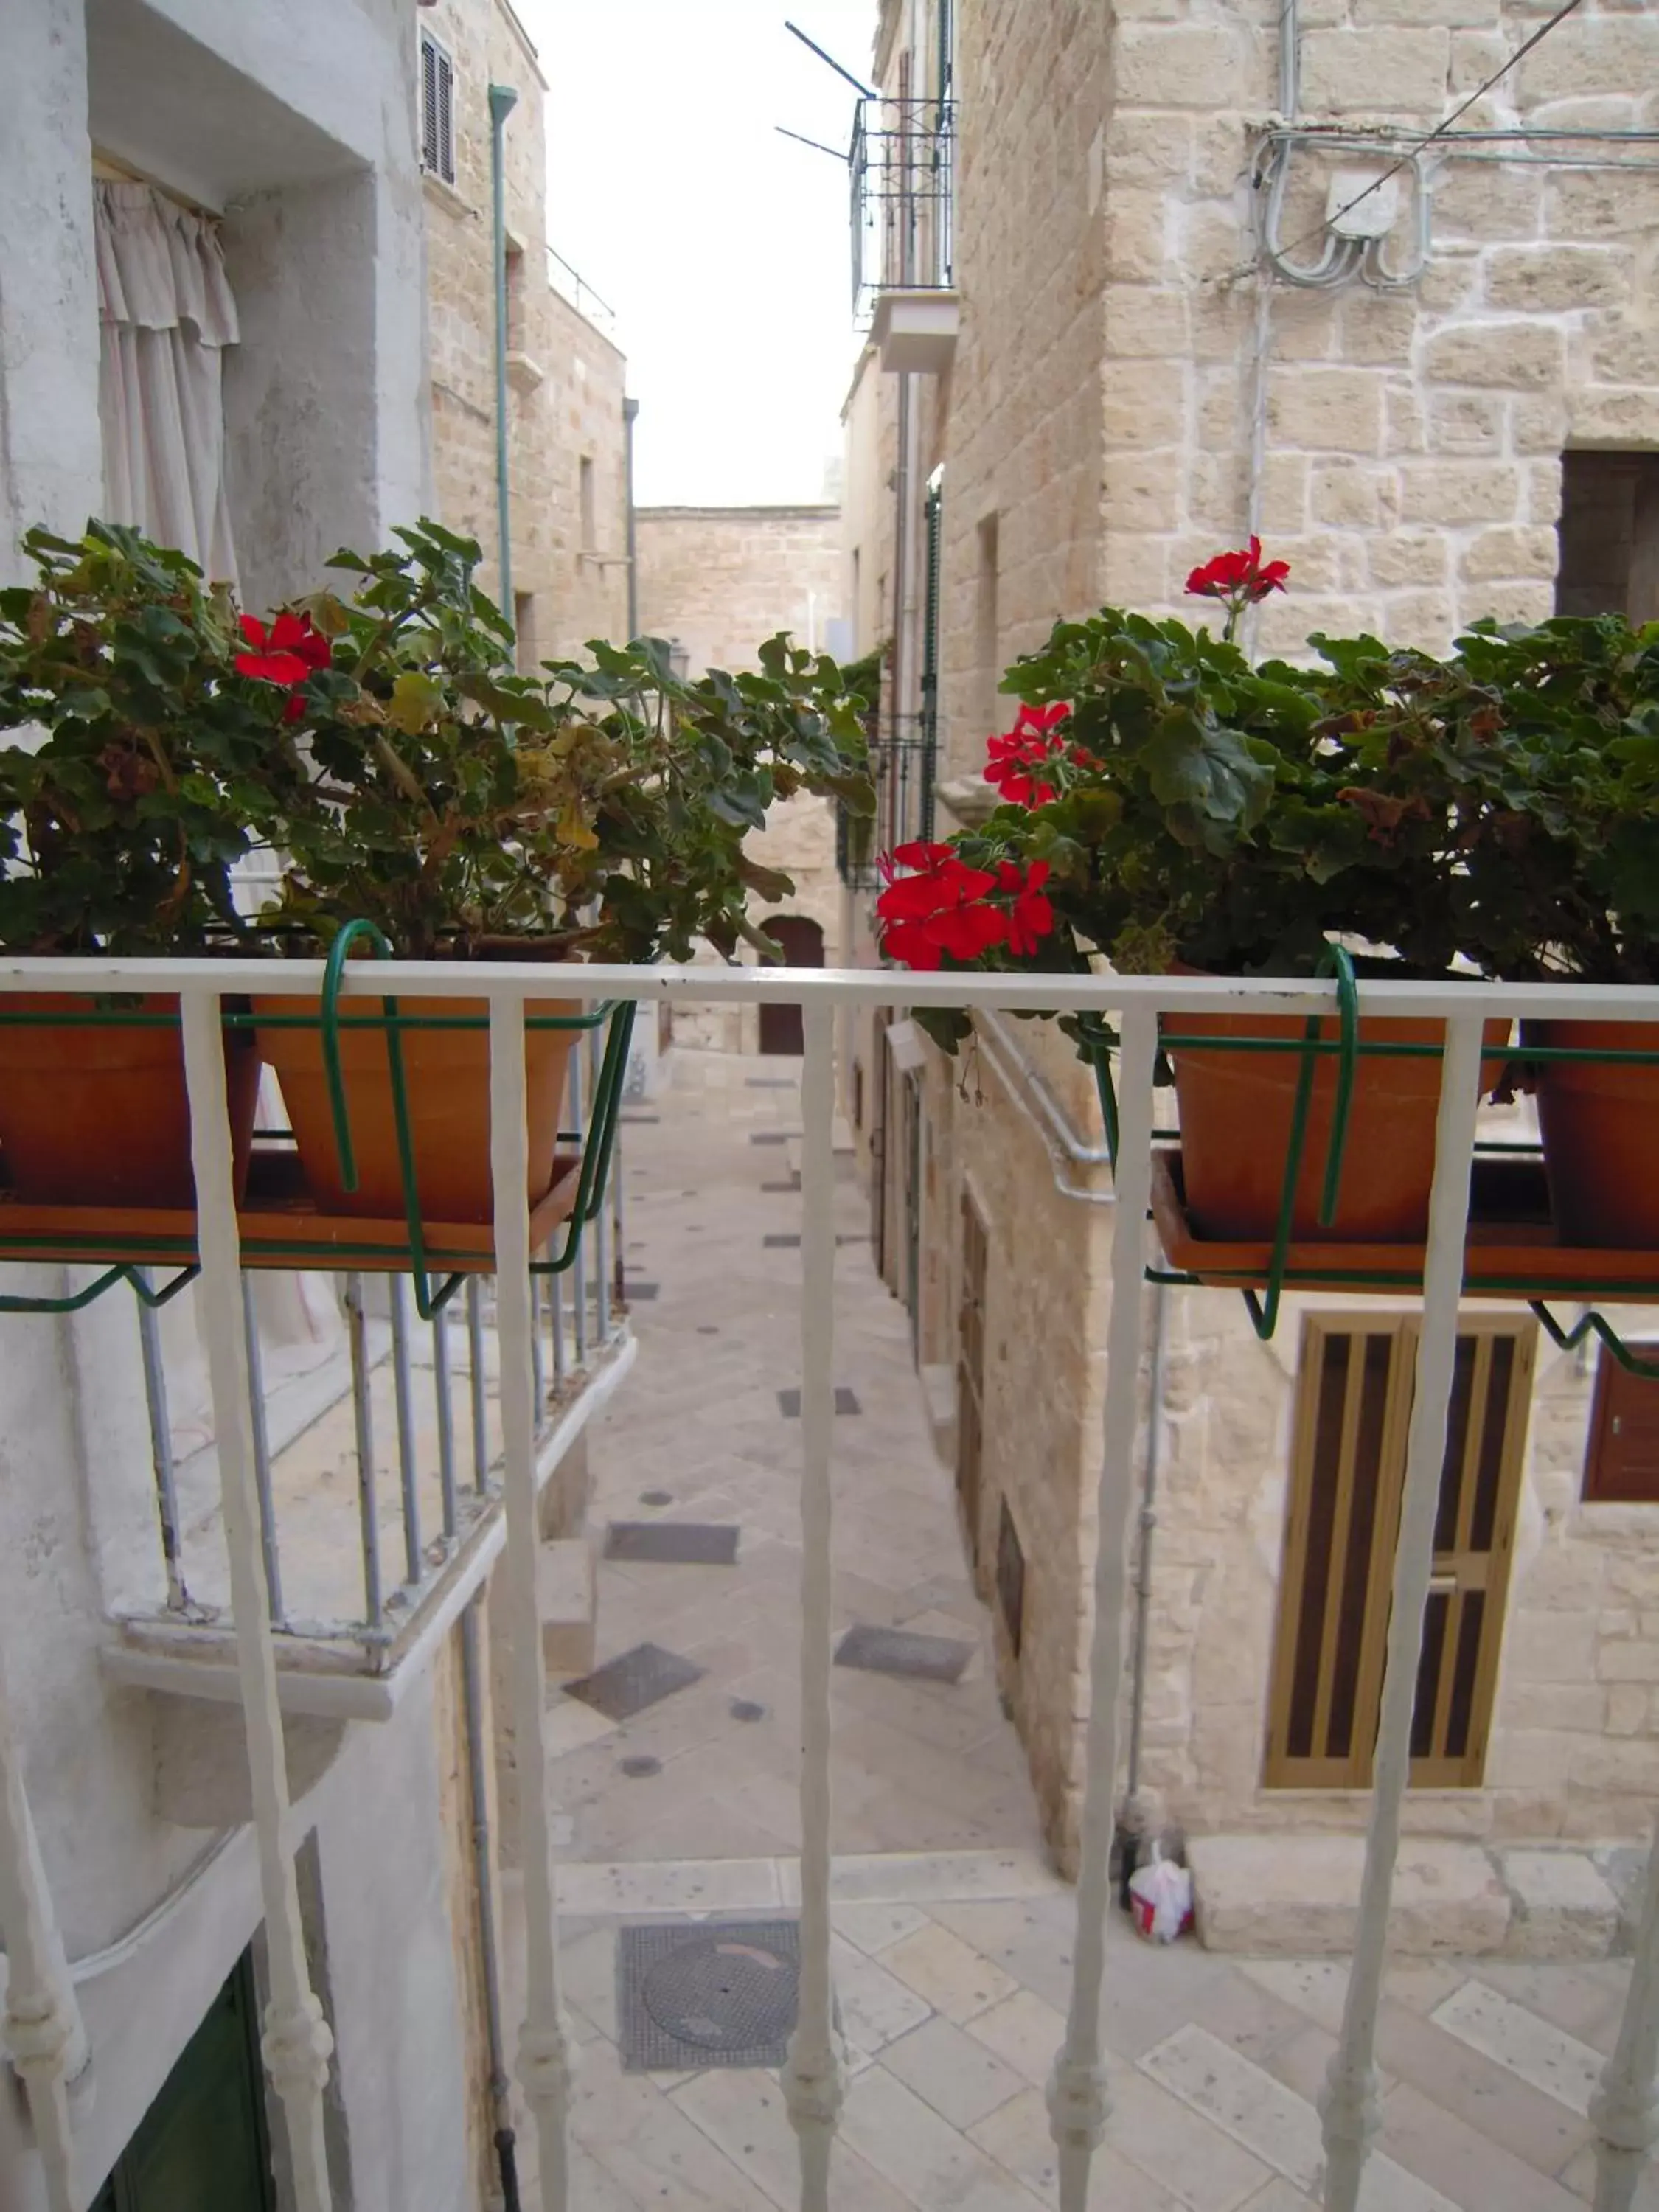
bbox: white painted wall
[0,3,466,2205]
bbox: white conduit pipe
[973,1019,1116,1208]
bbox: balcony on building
[852,95,959,373]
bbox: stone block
[1598,1638,1659,1685]
[1461,582,1554,630]
[1188,1835,1511,1955]
[1268,366,1384,455]
[1398,462,1520,525]
[1105,113,1194,187]
[1486,246,1630,314]
[1356,0,1495,20]
[1368,532,1448,588]
[1512,393,1570,453]
[1520,18,1659,106]
[1116,27,1250,109]
[1105,286,1189,358]
[1425,391,1502,455]
[1460,526,1560,583]
[1311,463,1389,529]
[1593,325,1659,386]
[1498,1850,1621,1960]
[539,1536,597,1677]
[1387,591,1458,651]
[1103,362,1186,449]
[1301,27,1451,114]
[1570,389,1659,447]
[1103,449,1183,532]
[1424,321,1565,389]
[1105,191,1169,283]
[1433,163,1543,243]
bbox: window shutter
[420,33,456,184]
[436,46,455,184]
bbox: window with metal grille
[420,32,456,186]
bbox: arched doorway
[759,915,824,1055]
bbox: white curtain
[94,179,240,586]
[95,178,345,1452]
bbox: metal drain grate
[617,1919,801,2071]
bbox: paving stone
[564,1641,705,1722]
[746,1077,797,1088]
[603,1520,740,1566]
[835,1622,975,1684]
[621,1281,658,1301]
[882,1921,1018,2023]
[759,1178,800,1192]
[881,2014,1026,2130]
[762,1232,801,1248]
[776,1385,862,1416]
[749,1131,794,1144]
[841,2064,1050,2212]
[1430,1980,1602,2115]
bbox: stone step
[1188,1836,1513,1955]
[539,1537,597,1677]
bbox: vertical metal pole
[623,395,640,639]
[461,1595,521,2212]
[590,1026,611,1344]
[1046,1004,1158,2212]
[136,1269,189,1613]
[782,1003,847,2207]
[1593,1812,1659,2212]
[467,1276,490,1491]
[344,1274,383,1632]
[241,1275,284,1627]
[181,995,334,2211]
[569,1048,588,1366]
[1321,1015,1486,2212]
[488,81,518,620]
[549,1266,567,1391]
[432,1282,459,1544]
[491,997,576,2208]
[529,1267,546,1430]
[389,1275,422,1586]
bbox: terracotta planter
[1164,993,1509,1244]
[0,992,262,1208]
[1533,1019,1659,1248]
[254,994,582,1222]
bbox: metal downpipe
[460,1594,520,2212]
[489,82,518,618]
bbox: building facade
[636,504,846,1055]
[842,0,1659,1884]
[420,0,630,664]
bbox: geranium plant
[0,520,874,964]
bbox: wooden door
[956,1193,988,1567]
[1265,1313,1534,1790]
[91,1952,275,2212]
[757,915,824,1056]
[1584,1346,1659,1501]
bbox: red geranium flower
[877,845,1010,970]
[237,612,331,718]
[998,858,1056,956]
[1184,538,1290,643]
[984,702,1077,807]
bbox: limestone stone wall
[636,507,846,1052]
[1083,0,1659,661]
[422,0,629,659]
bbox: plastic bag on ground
[1127,1844,1194,1943]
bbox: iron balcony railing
[850,95,956,320]
[836,716,937,891]
[5,957,1659,2212]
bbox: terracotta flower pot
[1164,991,1509,1244]
[0,992,262,1208]
[254,994,583,1223]
[1532,1019,1659,1248]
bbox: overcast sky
[520,0,877,507]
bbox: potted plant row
[0,520,873,1237]
[873,538,1659,1254]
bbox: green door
[91,1951,276,2212]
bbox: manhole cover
[618,1919,801,2071]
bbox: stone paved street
[513,1048,1650,2211]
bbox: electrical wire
[1265,0,1590,271]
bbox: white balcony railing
[1,956,1658,2212]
